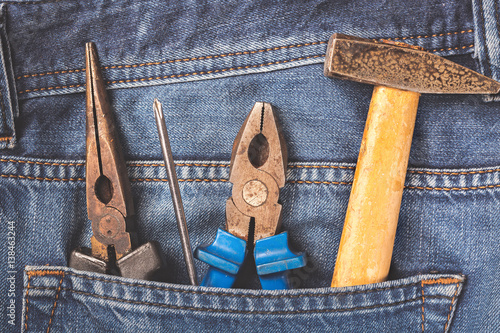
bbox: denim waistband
[4,0,475,102]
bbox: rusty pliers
[194,102,306,289]
[69,43,165,280]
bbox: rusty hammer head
[324,33,500,94]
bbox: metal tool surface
[194,102,305,290]
[154,98,197,286]
[69,43,165,281]
[324,33,500,288]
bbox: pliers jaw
[226,102,288,243]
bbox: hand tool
[194,102,306,289]
[69,43,166,281]
[153,98,198,286]
[324,34,500,288]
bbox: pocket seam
[28,285,455,315]
[30,269,463,299]
[46,273,65,333]
[24,273,31,332]
[443,282,461,333]
[421,280,425,332]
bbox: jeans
[0,0,498,332]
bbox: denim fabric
[0,0,499,332]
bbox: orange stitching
[409,168,500,176]
[17,41,328,80]
[1,174,85,182]
[18,84,83,94]
[17,68,85,79]
[105,55,323,84]
[46,273,65,333]
[430,44,474,52]
[0,158,85,167]
[4,157,500,176]
[128,162,230,168]
[0,136,12,142]
[444,283,460,332]
[288,165,355,170]
[406,184,500,191]
[288,180,352,185]
[422,278,462,285]
[421,281,425,332]
[386,29,473,41]
[4,173,500,191]
[27,270,65,277]
[24,273,31,331]
[131,178,229,183]
[19,53,323,94]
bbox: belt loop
[0,4,18,149]
[472,0,500,101]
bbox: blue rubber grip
[254,232,306,290]
[194,228,246,288]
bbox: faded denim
[0,0,498,332]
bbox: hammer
[324,34,500,288]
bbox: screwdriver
[153,99,198,286]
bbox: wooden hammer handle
[331,86,420,287]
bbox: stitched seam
[384,29,473,41]
[421,278,462,285]
[0,158,85,166]
[1,174,85,181]
[46,273,64,333]
[16,41,329,80]
[421,281,425,332]
[4,157,500,176]
[289,180,352,185]
[24,274,31,332]
[0,136,12,141]
[430,44,473,53]
[405,184,500,191]
[16,30,473,81]
[444,283,460,332]
[5,174,500,191]
[409,168,500,176]
[17,54,324,94]
[128,162,230,168]
[26,287,453,314]
[16,44,474,95]
[25,270,462,299]
[26,270,66,277]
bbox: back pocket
[22,266,464,333]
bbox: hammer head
[324,33,500,94]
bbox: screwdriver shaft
[153,99,198,286]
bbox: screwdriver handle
[331,86,420,287]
